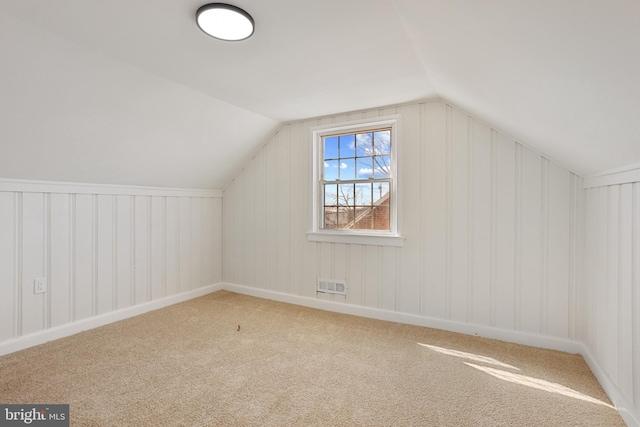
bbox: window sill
[307,231,405,247]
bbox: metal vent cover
[316,278,347,295]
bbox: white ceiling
[1,0,639,188]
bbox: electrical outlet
[34,278,47,294]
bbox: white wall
[583,177,640,421]
[0,180,223,347]
[223,100,583,340]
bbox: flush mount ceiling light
[196,3,254,41]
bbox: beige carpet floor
[0,290,626,426]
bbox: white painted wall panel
[582,181,640,420]
[449,107,470,322]
[116,195,133,309]
[133,196,149,305]
[0,185,222,349]
[494,134,516,330]
[546,163,570,338]
[96,195,114,315]
[178,198,192,293]
[165,197,179,296]
[150,196,165,300]
[49,194,72,329]
[74,194,94,321]
[222,99,581,363]
[21,193,45,335]
[421,101,448,319]
[471,121,492,326]
[0,192,15,341]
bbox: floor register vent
[317,278,347,295]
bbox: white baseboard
[220,283,581,353]
[0,283,223,357]
[580,343,640,427]
[221,282,638,427]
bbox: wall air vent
[316,278,347,295]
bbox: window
[308,116,404,247]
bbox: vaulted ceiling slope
[1,1,639,189]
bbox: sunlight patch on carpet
[465,362,615,409]
[418,343,520,371]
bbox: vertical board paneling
[151,196,165,300]
[165,197,178,296]
[0,188,223,350]
[222,100,580,367]
[633,183,640,411]
[49,194,71,328]
[243,161,255,288]
[116,195,132,309]
[212,197,223,284]
[398,103,422,315]
[422,101,447,318]
[21,193,45,335]
[191,198,203,290]
[364,246,380,308]
[582,181,639,418]
[519,148,542,333]
[606,186,620,381]
[449,108,470,322]
[134,196,149,304]
[253,149,266,290]
[596,188,609,367]
[618,184,633,399]
[471,120,492,325]
[0,192,15,340]
[74,194,93,321]
[264,138,277,291]
[494,134,516,330]
[223,181,235,284]
[202,198,214,286]
[277,126,291,294]
[97,195,114,315]
[289,122,303,296]
[179,198,192,292]
[301,120,319,299]
[546,164,571,337]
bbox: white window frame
[307,115,404,247]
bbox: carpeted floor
[0,290,626,426]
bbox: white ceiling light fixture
[196,3,255,41]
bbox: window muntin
[321,128,392,232]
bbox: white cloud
[340,162,348,169]
[359,168,373,175]
[324,161,329,168]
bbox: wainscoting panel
[0,184,222,347]
[222,99,581,341]
[583,182,640,421]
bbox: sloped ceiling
[1,0,639,188]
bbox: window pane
[324,136,339,159]
[337,207,355,229]
[338,183,354,206]
[355,183,372,206]
[373,130,391,155]
[339,134,355,158]
[374,156,391,178]
[324,160,339,181]
[340,158,356,181]
[324,207,338,229]
[324,184,337,206]
[372,202,390,230]
[356,158,373,179]
[355,132,373,157]
[373,182,390,204]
